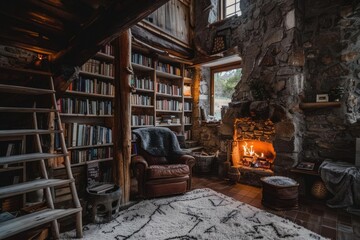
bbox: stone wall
[194,0,305,173]
[302,0,360,163]
[193,0,360,167]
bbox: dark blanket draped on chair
[132,127,184,157]
[319,160,360,216]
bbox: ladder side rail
[32,101,60,239]
[49,77,83,238]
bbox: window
[211,65,242,120]
[222,0,242,19]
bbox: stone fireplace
[220,100,302,186]
[232,118,276,170]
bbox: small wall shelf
[300,102,341,109]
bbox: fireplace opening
[231,117,276,185]
[233,140,276,169]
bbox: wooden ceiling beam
[51,0,171,67]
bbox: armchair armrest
[175,154,195,168]
[131,155,149,168]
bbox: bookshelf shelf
[132,63,154,71]
[156,93,182,98]
[86,158,112,164]
[66,143,114,151]
[95,52,115,61]
[134,88,154,93]
[60,114,113,118]
[156,124,182,127]
[131,125,154,128]
[156,70,182,80]
[78,70,114,80]
[156,110,182,113]
[65,90,114,99]
[131,105,154,108]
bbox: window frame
[219,0,242,20]
[210,62,242,116]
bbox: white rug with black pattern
[61,188,328,240]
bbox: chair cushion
[147,164,190,180]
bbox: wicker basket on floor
[193,152,215,174]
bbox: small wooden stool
[260,176,299,210]
[86,184,122,223]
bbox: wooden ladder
[0,66,83,239]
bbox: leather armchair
[132,147,195,198]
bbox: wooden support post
[114,30,132,204]
[192,66,201,142]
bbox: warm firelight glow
[232,140,276,168]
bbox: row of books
[131,94,152,106]
[184,116,192,124]
[131,115,154,126]
[184,130,192,140]
[62,123,112,147]
[70,147,113,164]
[130,75,154,90]
[131,53,153,67]
[156,100,183,111]
[156,115,180,125]
[156,82,181,96]
[100,44,114,56]
[59,98,112,115]
[68,77,115,96]
[156,62,181,76]
[81,59,114,77]
[184,102,193,111]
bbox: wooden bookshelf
[56,43,115,185]
[130,46,194,142]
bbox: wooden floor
[192,175,360,240]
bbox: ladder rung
[0,84,54,95]
[0,153,67,165]
[0,129,61,137]
[0,178,73,199]
[0,107,58,113]
[0,208,81,239]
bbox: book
[88,183,115,194]
[296,161,315,171]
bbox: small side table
[86,183,122,223]
[290,166,328,199]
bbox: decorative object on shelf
[316,94,329,103]
[311,180,328,200]
[183,85,191,96]
[296,161,315,171]
[228,166,240,183]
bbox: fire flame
[242,142,264,158]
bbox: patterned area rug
[61,188,328,240]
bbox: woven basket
[193,152,215,173]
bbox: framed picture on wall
[316,94,329,102]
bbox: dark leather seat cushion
[147,164,190,179]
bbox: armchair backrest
[138,146,169,166]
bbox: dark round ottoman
[260,176,299,210]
